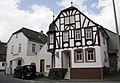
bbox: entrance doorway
[62,50,71,68]
[40,59,45,74]
[18,60,22,66]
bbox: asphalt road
[1,76,120,83]
[0,71,120,83]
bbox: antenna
[53,15,55,21]
[71,2,73,7]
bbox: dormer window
[50,34,54,43]
[63,31,68,42]
[85,28,92,39]
[75,30,81,40]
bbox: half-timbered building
[47,6,109,79]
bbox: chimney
[41,30,43,34]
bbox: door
[40,59,45,74]
[18,60,22,66]
[62,50,71,68]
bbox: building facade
[6,28,51,76]
[47,6,110,79]
[0,41,7,71]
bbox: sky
[0,0,120,42]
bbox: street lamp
[112,0,120,71]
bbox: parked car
[13,65,36,79]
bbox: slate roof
[105,28,120,53]
[12,27,47,44]
[0,41,7,61]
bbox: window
[18,44,21,53]
[70,16,75,23]
[85,48,95,62]
[32,44,35,53]
[50,34,54,43]
[74,49,83,62]
[65,16,75,24]
[75,30,81,40]
[60,17,64,24]
[65,17,69,24]
[11,45,14,54]
[85,28,92,39]
[2,63,5,66]
[18,60,22,66]
[63,32,68,42]
[56,52,59,59]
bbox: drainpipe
[112,0,120,71]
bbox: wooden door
[40,59,45,73]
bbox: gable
[53,6,96,31]
[47,6,109,51]
[8,28,47,44]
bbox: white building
[0,41,7,71]
[47,6,110,79]
[6,28,52,76]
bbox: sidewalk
[0,71,13,78]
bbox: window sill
[75,61,84,63]
[86,60,96,62]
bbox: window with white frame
[74,49,83,62]
[32,44,35,53]
[70,16,75,23]
[86,48,95,62]
[18,44,21,53]
[60,17,64,24]
[50,34,54,43]
[63,31,68,42]
[75,30,81,40]
[65,17,69,24]
[85,28,92,39]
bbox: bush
[48,68,68,80]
